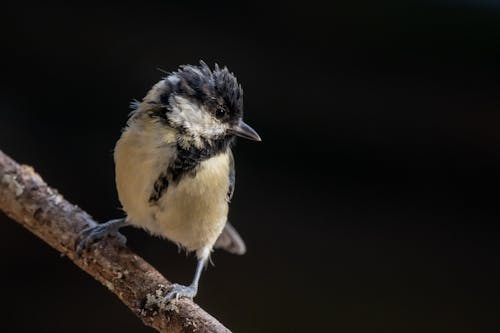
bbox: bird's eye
[215,108,226,119]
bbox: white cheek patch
[168,96,227,147]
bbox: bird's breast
[114,123,231,252]
[153,153,231,251]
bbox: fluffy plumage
[79,61,259,301]
[115,61,253,259]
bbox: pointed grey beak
[230,121,262,141]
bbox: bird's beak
[230,121,262,141]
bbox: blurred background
[1,1,500,332]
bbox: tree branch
[0,149,231,333]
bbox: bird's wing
[214,149,246,255]
[227,148,235,202]
[214,222,246,255]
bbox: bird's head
[139,61,261,150]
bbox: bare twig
[0,149,231,333]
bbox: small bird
[77,61,261,302]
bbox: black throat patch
[148,136,234,205]
[169,137,233,182]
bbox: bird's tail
[214,222,246,255]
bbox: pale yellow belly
[114,125,231,256]
[153,153,230,255]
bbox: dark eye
[215,108,226,119]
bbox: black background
[1,1,500,332]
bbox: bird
[76,61,261,302]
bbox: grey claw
[75,224,126,257]
[114,232,127,244]
[163,283,198,303]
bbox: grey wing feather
[215,149,246,255]
[227,148,235,202]
[214,222,246,255]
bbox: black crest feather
[160,61,244,124]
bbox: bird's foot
[163,283,198,302]
[75,219,126,257]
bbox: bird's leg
[76,218,128,256]
[163,257,206,302]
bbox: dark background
[1,1,500,332]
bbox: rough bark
[0,149,231,333]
